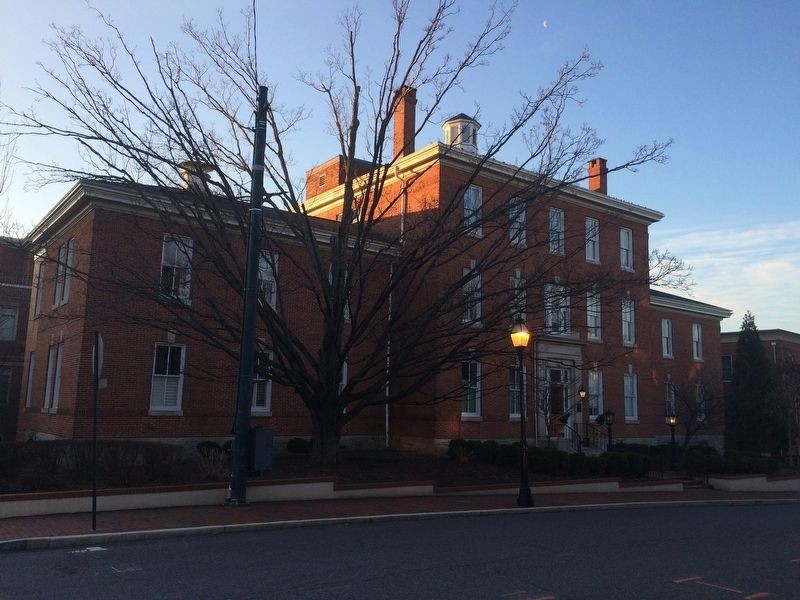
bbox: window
[585,218,599,263]
[665,377,676,417]
[509,363,523,418]
[586,291,601,340]
[338,360,348,396]
[160,235,193,301]
[508,197,526,246]
[328,263,351,322]
[692,324,703,360]
[661,319,673,358]
[43,341,64,411]
[0,367,10,406]
[150,344,185,411]
[53,239,74,307]
[258,252,278,309]
[695,382,706,423]
[252,351,273,414]
[0,307,18,341]
[624,370,638,422]
[544,284,570,334]
[463,261,481,324]
[622,298,635,346]
[509,269,525,322]
[549,208,564,254]
[34,262,45,317]
[461,360,480,416]
[588,369,603,419]
[721,355,733,381]
[25,352,35,408]
[463,185,482,236]
[620,228,633,270]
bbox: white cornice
[303,142,664,224]
[650,291,732,319]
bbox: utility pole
[227,85,269,506]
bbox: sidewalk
[3,488,800,551]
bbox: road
[2,504,799,599]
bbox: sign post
[92,332,103,531]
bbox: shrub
[140,442,181,482]
[196,441,229,480]
[494,442,520,466]
[477,440,499,464]
[287,437,312,454]
[529,447,569,476]
[0,442,26,483]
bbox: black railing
[562,422,608,453]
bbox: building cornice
[650,289,732,320]
[303,142,665,224]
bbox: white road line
[68,546,107,554]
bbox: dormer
[442,114,480,154]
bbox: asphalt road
[2,504,800,599]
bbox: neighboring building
[14,86,732,453]
[0,237,32,441]
[721,328,800,461]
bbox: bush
[477,440,499,464]
[287,437,312,454]
[494,442,520,466]
[196,441,229,480]
[0,442,26,484]
[529,447,569,476]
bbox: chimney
[587,157,607,195]
[393,86,417,159]
[179,160,213,191]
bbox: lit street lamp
[666,410,678,469]
[510,319,534,507]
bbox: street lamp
[666,410,677,469]
[510,319,534,508]
[601,410,615,451]
[578,386,588,451]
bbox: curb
[3,497,799,552]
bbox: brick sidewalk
[2,489,800,545]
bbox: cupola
[442,114,480,154]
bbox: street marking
[110,565,143,574]
[674,576,702,583]
[791,559,800,563]
[744,593,771,599]
[500,592,528,598]
[694,580,744,594]
[68,546,107,554]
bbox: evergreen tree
[726,312,773,453]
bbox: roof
[720,329,800,344]
[26,178,396,252]
[649,289,732,319]
[445,113,481,127]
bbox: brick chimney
[393,86,417,159]
[587,157,608,195]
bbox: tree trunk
[310,410,341,466]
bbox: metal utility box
[248,426,273,473]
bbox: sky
[1,0,798,334]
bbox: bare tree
[669,379,724,448]
[3,2,683,464]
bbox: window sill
[625,419,639,424]
[663,354,674,360]
[693,358,704,363]
[251,410,272,417]
[586,259,600,265]
[587,336,603,344]
[623,342,636,348]
[509,415,521,422]
[41,407,58,414]
[460,415,482,422]
[148,409,183,416]
[621,266,635,273]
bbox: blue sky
[1,1,798,333]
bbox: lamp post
[578,386,587,452]
[601,410,615,451]
[510,319,534,507]
[666,411,677,469]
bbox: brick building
[13,86,731,453]
[0,237,32,441]
[721,328,800,460]
[304,87,731,452]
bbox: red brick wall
[0,240,32,441]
